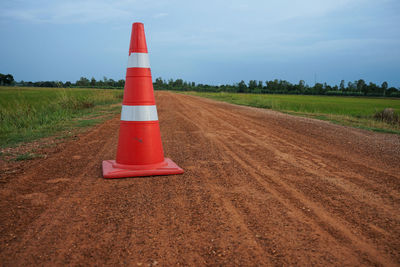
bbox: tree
[238,80,247,93]
[280,80,291,92]
[347,81,355,91]
[381,81,388,91]
[90,77,96,86]
[314,83,324,94]
[117,79,125,88]
[387,87,399,96]
[55,81,63,88]
[368,82,379,95]
[173,79,183,89]
[248,80,257,90]
[5,74,14,85]
[108,78,116,87]
[339,80,345,91]
[381,81,388,96]
[154,77,163,90]
[298,80,306,92]
[76,77,90,87]
[0,73,14,85]
[357,79,366,94]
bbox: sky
[0,0,399,87]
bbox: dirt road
[1,91,399,266]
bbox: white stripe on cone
[127,53,150,68]
[120,105,158,121]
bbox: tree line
[153,78,400,97]
[13,76,125,89]
[2,73,399,97]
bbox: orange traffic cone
[102,22,184,178]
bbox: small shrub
[373,108,400,125]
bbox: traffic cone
[102,22,184,179]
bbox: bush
[373,108,400,125]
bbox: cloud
[0,0,389,26]
[0,0,152,24]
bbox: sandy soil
[1,91,399,266]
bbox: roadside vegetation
[182,92,400,134]
[0,87,123,148]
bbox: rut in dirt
[1,91,399,266]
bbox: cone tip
[129,22,148,54]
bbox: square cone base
[102,158,184,179]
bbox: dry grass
[374,108,400,126]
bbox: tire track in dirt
[198,99,400,226]
[215,138,392,266]
[190,95,400,256]
[171,92,399,266]
[186,94,399,183]
[177,94,400,228]
[156,95,275,265]
[182,94,400,204]
[171,96,366,265]
[172,96,364,265]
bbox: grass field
[0,87,123,148]
[182,92,400,134]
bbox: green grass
[13,153,44,161]
[181,91,400,134]
[0,87,123,147]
